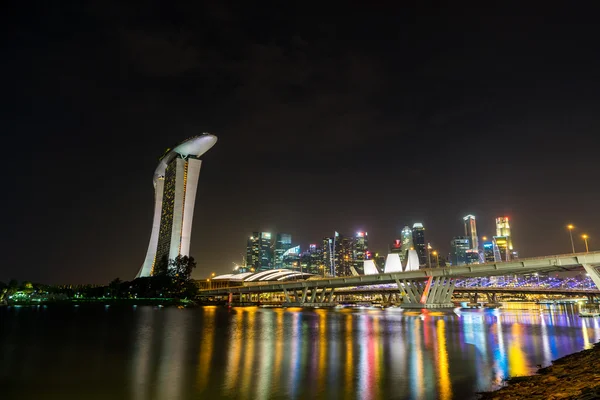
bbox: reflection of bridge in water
[198,251,600,308]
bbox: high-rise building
[308,244,322,274]
[493,236,510,262]
[281,245,300,270]
[245,231,273,271]
[274,233,292,268]
[496,217,514,254]
[465,250,480,265]
[463,215,479,251]
[400,226,414,261]
[246,233,260,270]
[322,237,334,276]
[335,234,353,277]
[259,232,273,270]
[353,232,368,274]
[482,241,495,262]
[137,134,217,277]
[390,239,403,257]
[450,236,470,266]
[412,223,427,266]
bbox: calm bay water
[1,304,599,399]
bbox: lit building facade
[493,235,510,262]
[352,232,368,274]
[246,233,260,270]
[259,232,273,270]
[335,234,353,277]
[137,134,217,278]
[245,231,273,271]
[496,217,514,253]
[401,226,413,261]
[463,214,479,251]
[450,236,470,266]
[322,237,335,276]
[274,233,292,268]
[412,223,427,266]
[483,241,495,262]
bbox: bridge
[197,251,600,308]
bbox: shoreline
[2,298,196,307]
[479,341,600,399]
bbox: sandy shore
[480,341,600,399]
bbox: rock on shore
[480,342,600,400]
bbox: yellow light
[582,234,589,239]
[482,236,487,241]
[432,251,438,256]
[567,224,574,230]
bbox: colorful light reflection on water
[0,304,599,399]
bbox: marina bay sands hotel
[137,133,217,277]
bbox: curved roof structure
[153,133,217,186]
[212,269,315,282]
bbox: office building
[137,134,217,277]
[496,217,514,254]
[412,223,427,266]
[246,233,260,270]
[259,232,273,270]
[400,226,414,261]
[335,233,353,277]
[493,235,510,262]
[322,237,335,276]
[353,232,368,274]
[274,233,292,268]
[463,215,479,251]
[450,236,470,266]
[282,245,300,270]
[245,231,274,271]
[483,241,495,262]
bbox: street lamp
[567,224,575,253]
[427,243,432,268]
[582,234,589,253]
[432,250,439,268]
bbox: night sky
[3,2,600,284]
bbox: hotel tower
[136,134,217,277]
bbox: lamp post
[567,224,575,253]
[427,243,432,268]
[582,234,589,253]
[432,251,439,268]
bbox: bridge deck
[197,251,600,296]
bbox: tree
[169,255,197,280]
[153,255,170,277]
[109,278,123,298]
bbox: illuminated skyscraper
[496,217,514,251]
[463,215,479,251]
[245,231,273,271]
[412,223,427,266]
[400,226,413,260]
[450,236,470,266]
[246,233,260,270]
[353,232,368,274]
[493,236,510,262]
[322,237,334,276]
[274,233,292,268]
[137,134,217,278]
[259,232,273,270]
[483,241,495,262]
[335,233,353,277]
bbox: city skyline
[2,4,600,284]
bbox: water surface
[1,304,598,399]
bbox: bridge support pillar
[582,264,600,290]
[395,277,455,309]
